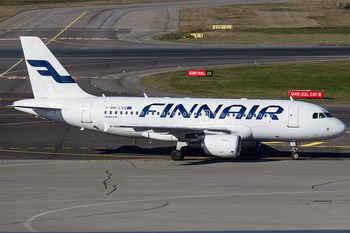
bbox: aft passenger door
[81,101,93,123]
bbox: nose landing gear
[290,141,299,160]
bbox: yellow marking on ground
[0,98,26,100]
[45,147,54,149]
[0,121,52,126]
[45,10,89,45]
[0,59,23,77]
[300,142,324,147]
[0,114,31,116]
[0,148,169,160]
[0,161,87,168]
[262,141,286,144]
[0,10,89,77]
[113,147,119,149]
[96,147,106,149]
[28,147,37,150]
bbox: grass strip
[141,60,350,104]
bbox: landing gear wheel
[292,152,299,160]
[171,150,185,161]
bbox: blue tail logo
[27,60,75,84]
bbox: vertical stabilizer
[20,36,93,99]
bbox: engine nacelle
[202,134,241,158]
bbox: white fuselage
[14,96,347,143]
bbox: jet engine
[188,134,241,158]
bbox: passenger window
[312,113,318,119]
[120,111,123,115]
[104,111,107,114]
[125,111,128,115]
[115,111,117,115]
[319,112,326,119]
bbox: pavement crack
[127,160,140,169]
[311,178,350,189]
[103,169,117,195]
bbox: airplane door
[288,106,299,128]
[81,101,92,123]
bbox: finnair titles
[12,36,347,160]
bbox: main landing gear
[290,141,299,160]
[170,147,200,161]
[171,150,185,161]
[171,141,189,161]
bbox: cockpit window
[313,112,333,119]
[325,112,333,118]
[319,112,326,119]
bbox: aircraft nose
[334,119,347,137]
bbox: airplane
[11,36,347,160]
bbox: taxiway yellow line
[300,142,324,147]
[0,10,89,77]
[45,10,89,45]
[0,161,87,168]
[0,121,52,126]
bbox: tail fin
[20,36,93,99]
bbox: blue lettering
[219,105,247,119]
[140,103,165,117]
[195,104,222,119]
[170,104,198,118]
[245,105,259,120]
[256,105,284,120]
[160,103,174,118]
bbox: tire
[171,150,185,161]
[292,152,299,160]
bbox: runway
[0,0,350,231]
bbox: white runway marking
[24,189,345,232]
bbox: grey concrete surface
[1,159,350,232]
